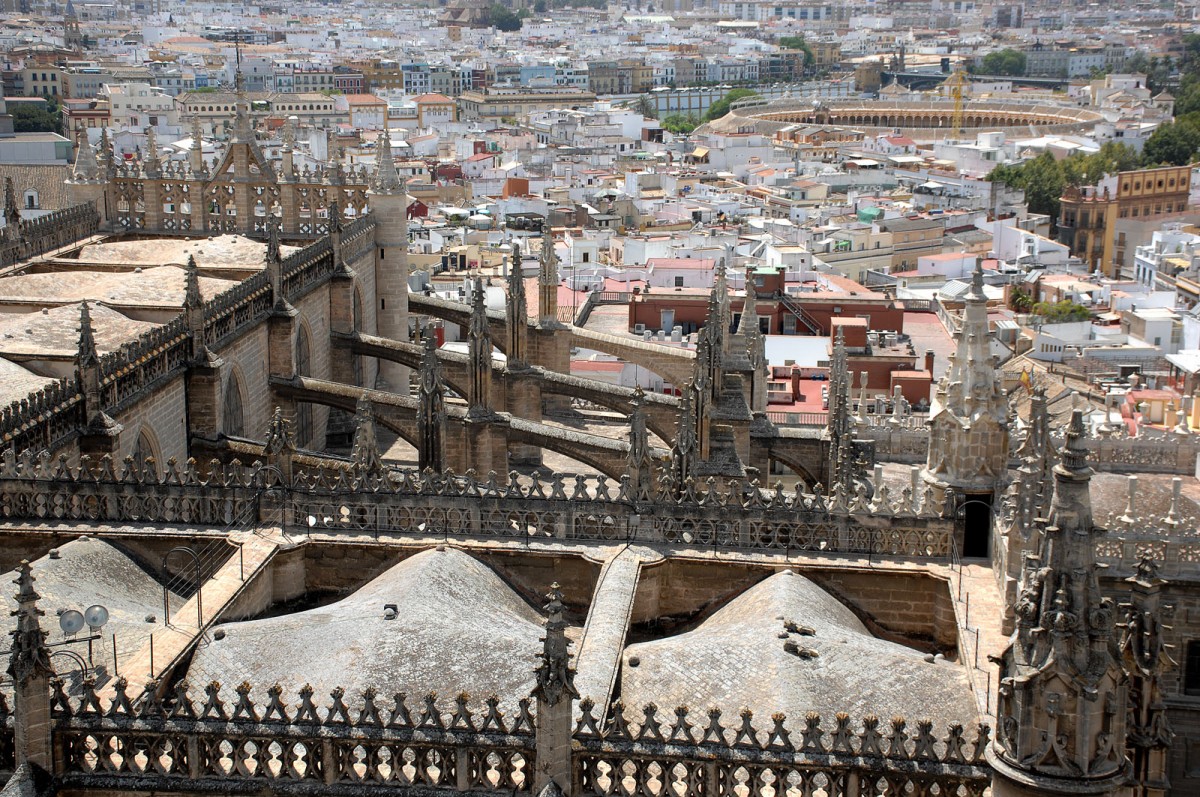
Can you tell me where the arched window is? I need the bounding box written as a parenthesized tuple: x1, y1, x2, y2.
(223, 372, 245, 437)
(131, 427, 159, 475)
(295, 329, 313, 447)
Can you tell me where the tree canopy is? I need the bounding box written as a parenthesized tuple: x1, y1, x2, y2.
(1142, 115, 1200, 167)
(986, 142, 1157, 221)
(703, 89, 758, 122)
(975, 49, 1026, 76)
(488, 4, 523, 31)
(11, 100, 60, 134)
(778, 36, 813, 66)
(660, 113, 699, 134)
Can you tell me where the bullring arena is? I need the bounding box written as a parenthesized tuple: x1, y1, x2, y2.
(701, 96, 1105, 142)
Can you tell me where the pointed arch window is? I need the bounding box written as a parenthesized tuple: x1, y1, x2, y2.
(295, 329, 313, 447)
(223, 373, 245, 437)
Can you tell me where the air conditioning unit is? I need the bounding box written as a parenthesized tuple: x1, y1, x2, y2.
(633, 323, 646, 334)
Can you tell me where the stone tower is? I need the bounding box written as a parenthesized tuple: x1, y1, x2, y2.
(63, 0, 83, 51)
(988, 410, 1129, 797)
(369, 127, 410, 390)
(922, 261, 1008, 555)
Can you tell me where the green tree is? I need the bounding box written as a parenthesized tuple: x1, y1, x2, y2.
(1031, 300, 1092, 323)
(1142, 120, 1200, 166)
(533, 0, 546, 11)
(703, 89, 758, 121)
(488, 4, 523, 30)
(988, 151, 1065, 219)
(979, 48, 1027, 76)
(778, 35, 813, 66)
(1009, 287, 1034, 313)
(10, 99, 60, 134)
(634, 94, 657, 119)
(660, 113, 697, 133)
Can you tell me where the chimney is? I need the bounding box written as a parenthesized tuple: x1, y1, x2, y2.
(924, 350, 935, 373)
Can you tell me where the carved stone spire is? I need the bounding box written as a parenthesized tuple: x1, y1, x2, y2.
(712, 259, 731, 355)
(71, 129, 100, 183)
(990, 410, 1130, 796)
(922, 258, 1008, 503)
(467, 279, 493, 419)
(532, 582, 577, 795)
(8, 561, 51, 687)
(826, 326, 856, 493)
(627, 387, 654, 499)
(350, 394, 383, 478)
(99, 127, 116, 180)
(4, 176, 20, 234)
(670, 380, 699, 488)
(532, 583, 577, 707)
(1119, 558, 1174, 797)
(184, 254, 203, 311)
(262, 406, 295, 482)
(9, 561, 53, 769)
(506, 242, 529, 370)
(538, 224, 561, 327)
(265, 222, 292, 314)
(189, 115, 207, 177)
(77, 299, 99, 371)
(233, 68, 253, 142)
(75, 301, 121, 448)
(372, 127, 402, 194)
(143, 126, 160, 177)
(279, 116, 295, 180)
(417, 332, 446, 473)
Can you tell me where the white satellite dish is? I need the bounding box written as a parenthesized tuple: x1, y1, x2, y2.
(59, 609, 85, 635)
(84, 605, 109, 630)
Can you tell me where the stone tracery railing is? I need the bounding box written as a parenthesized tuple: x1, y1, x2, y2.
(0, 451, 958, 560)
(40, 679, 991, 797)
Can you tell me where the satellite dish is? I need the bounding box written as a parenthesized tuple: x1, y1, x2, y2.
(84, 605, 109, 629)
(59, 609, 85, 635)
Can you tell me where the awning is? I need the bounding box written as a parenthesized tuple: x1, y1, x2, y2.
(690, 146, 710, 159)
(920, 180, 944, 189)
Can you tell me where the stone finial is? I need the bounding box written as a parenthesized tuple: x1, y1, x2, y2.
(328, 200, 343, 235)
(76, 300, 99, 371)
(1058, 408, 1090, 475)
(417, 331, 446, 473)
(372, 127, 402, 194)
(233, 69, 253, 142)
(8, 561, 51, 685)
(670, 380, 698, 489)
(467, 278, 493, 418)
(143, 126, 160, 175)
(263, 406, 294, 457)
(506, 241, 529, 369)
(4, 177, 20, 233)
(71, 129, 100, 182)
(184, 255, 203, 310)
(967, 258, 985, 301)
(627, 389, 654, 498)
(532, 583, 577, 708)
(266, 220, 282, 268)
(350, 394, 383, 478)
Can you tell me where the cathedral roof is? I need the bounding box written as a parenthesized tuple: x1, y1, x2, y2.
(0, 536, 180, 692)
(618, 570, 978, 726)
(184, 548, 555, 713)
(0, 265, 234, 311)
(0, 301, 156, 359)
(75, 234, 299, 270)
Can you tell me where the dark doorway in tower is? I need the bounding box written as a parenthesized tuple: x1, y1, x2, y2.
(960, 494, 993, 558)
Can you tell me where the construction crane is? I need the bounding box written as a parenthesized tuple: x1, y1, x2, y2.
(945, 66, 967, 141)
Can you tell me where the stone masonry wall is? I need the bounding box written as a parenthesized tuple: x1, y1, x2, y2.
(115, 376, 188, 466)
(215, 326, 271, 439)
